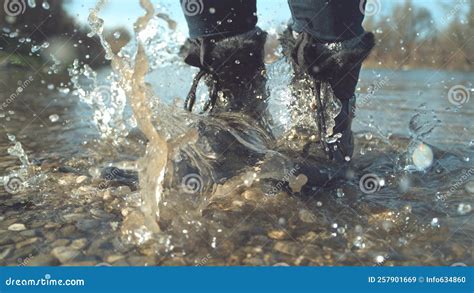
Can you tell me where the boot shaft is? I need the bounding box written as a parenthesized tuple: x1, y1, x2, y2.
(180, 28, 269, 118)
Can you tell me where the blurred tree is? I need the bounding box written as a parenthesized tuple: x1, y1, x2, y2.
(0, 0, 130, 69)
(364, 0, 473, 71)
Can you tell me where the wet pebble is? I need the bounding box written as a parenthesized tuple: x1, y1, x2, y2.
(76, 175, 89, 184)
(268, 230, 288, 240)
(242, 257, 264, 266)
(59, 225, 77, 237)
(106, 255, 124, 263)
(75, 219, 100, 232)
(90, 208, 109, 219)
(0, 246, 13, 260)
(0, 235, 13, 246)
(128, 256, 158, 266)
(273, 241, 300, 256)
(15, 237, 39, 249)
(298, 231, 318, 243)
(8, 223, 26, 231)
(51, 239, 70, 247)
(44, 222, 61, 229)
(27, 254, 58, 266)
(70, 238, 88, 250)
(242, 189, 262, 201)
(63, 213, 85, 223)
(51, 246, 80, 264)
(298, 209, 317, 223)
(58, 174, 76, 186)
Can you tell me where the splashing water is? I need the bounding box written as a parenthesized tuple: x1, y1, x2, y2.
(10, 0, 464, 266)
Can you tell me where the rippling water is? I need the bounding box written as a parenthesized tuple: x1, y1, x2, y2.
(0, 4, 473, 266)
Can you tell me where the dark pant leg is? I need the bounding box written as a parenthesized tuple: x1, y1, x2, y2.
(181, 0, 258, 38)
(288, 0, 366, 42)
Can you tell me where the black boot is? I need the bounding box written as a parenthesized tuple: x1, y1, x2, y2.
(180, 27, 272, 130)
(281, 29, 375, 163)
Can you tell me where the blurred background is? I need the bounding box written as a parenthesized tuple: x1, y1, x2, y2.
(1, 0, 473, 72)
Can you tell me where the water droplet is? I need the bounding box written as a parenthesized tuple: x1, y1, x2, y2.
(7, 133, 16, 142)
(278, 217, 286, 226)
(375, 255, 385, 263)
(42, 1, 50, 10)
(113, 31, 121, 39)
(412, 143, 433, 171)
(457, 203, 472, 215)
(336, 188, 345, 198)
(353, 236, 365, 249)
(431, 217, 439, 227)
(465, 181, 474, 194)
(49, 114, 59, 123)
(234, 60, 241, 65)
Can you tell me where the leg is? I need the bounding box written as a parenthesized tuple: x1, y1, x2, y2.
(182, 0, 257, 38)
(288, 0, 365, 42)
(284, 0, 374, 162)
(180, 0, 272, 130)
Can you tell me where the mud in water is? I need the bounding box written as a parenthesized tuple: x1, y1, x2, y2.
(0, 1, 473, 266)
